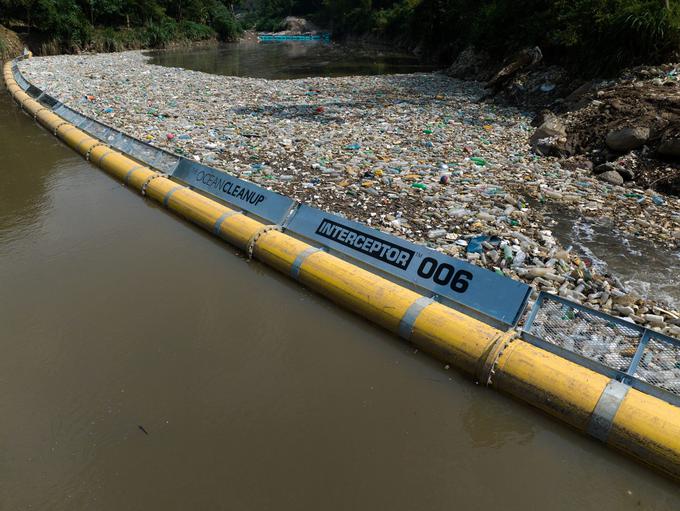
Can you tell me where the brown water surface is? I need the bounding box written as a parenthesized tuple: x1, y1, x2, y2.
(1, 85, 679, 509)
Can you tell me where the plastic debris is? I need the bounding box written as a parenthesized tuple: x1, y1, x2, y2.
(18, 51, 680, 336)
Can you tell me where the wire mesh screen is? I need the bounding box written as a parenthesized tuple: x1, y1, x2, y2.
(26, 84, 42, 98)
(51, 104, 179, 174)
(12, 66, 29, 90)
(38, 93, 60, 109)
(526, 295, 642, 372)
(634, 335, 680, 396)
(53, 104, 82, 125)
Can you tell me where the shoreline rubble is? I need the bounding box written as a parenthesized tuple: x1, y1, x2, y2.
(18, 51, 680, 339)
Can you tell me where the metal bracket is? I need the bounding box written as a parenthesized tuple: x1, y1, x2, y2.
(141, 173, 163, 196)
(587, 379, 630, 442)
(86, 143, 109, 162)
(247, 225, 282, 260)
(398, 296, 434, 340)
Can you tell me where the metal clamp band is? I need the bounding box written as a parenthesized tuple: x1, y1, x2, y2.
(124, 164, 144, 186)
(33, 107, 50, 120)
(247, 225, 282, 260)
(398, 296, 434, 340)
(53, 121, 72, 136)
(476, 330, 518, 386)
(97, 149, 115, 166)
(587, 379, 630, 442)
(86, 143, 109, 161)
(162, 185, 184, 207)
(141, 173, 163, 196)
(213, 210, 241, 235)
(76, 135, 96, 153)
(290, 247, 321, 280)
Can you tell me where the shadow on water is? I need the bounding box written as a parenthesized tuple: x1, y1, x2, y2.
(146, 40, 439, 80)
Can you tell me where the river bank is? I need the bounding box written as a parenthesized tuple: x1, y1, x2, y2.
(17, 51, 680, 335)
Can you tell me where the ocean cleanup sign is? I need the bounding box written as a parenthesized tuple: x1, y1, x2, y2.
(286, 205, 531, 326)
(172, 159, 295, 224)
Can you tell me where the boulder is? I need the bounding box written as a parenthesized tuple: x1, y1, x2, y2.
(530, 116, 566, 144)
(593, 162, 623, 175)
(486, 46, 543, 90)
(532, 137, 565, 157)
(597, 170, 624, 186)
(605, 127, 650, 152)
(617, 166, 635, 181)
(280, 17, 317, 33)
(529, 116, 568, 156)
(658, 135, 680, 158)
(446, 47, 493, 81)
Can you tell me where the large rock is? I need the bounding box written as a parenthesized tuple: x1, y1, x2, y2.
(486, 47, 543, 90)
(605, 127, 650, 152)
(658, 135, 680, 158)
(446, 47, 493, 81)
(593, 162, 622, 175)
(593, 162, 634, 181)
(597, 170, 624, 186)
(529, 115, 567, 156)
(530, 116, 566, 144)
(617, 166, 635, 181)
(280, 17, 317, 33)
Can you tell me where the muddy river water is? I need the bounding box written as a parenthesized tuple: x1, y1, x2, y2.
(2, 52, 679, 508)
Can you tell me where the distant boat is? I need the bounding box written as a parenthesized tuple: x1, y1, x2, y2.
(257, 32, 330, 42)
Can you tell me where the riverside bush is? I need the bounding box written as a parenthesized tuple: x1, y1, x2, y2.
(251, 0, 680, 74)
(0, 0, 240, 52)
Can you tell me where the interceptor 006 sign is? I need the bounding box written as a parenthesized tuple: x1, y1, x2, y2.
(172, 159, 295, 225)
(287, 205, 531, 326)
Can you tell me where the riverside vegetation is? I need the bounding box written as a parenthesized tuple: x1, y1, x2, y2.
(0, 0, 241, 54)
(2, 1, 680, 72)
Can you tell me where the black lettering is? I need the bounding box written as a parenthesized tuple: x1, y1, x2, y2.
(451, 270, 473, 293)
(314, 218, 414, 270)
(417, 257, 437, 279)
(433, 263, 454, 285)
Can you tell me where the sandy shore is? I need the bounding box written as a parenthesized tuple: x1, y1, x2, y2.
(18, 51, 680, 336)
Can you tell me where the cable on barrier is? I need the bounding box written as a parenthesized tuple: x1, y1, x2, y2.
(141, 173, 163, 197)
(247, 225, 282, 260)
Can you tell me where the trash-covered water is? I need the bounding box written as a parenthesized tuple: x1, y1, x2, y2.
(20, 46, 680, 337)
(147, 40, 438, 79)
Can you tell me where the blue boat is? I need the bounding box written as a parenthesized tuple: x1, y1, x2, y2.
(258, 32, 330, 42)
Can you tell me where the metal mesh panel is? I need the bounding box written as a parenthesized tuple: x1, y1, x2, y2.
(634, 335, 680, 396)
(53, 105, 82, 124)
(38, 94, 60, 109)
(123, 138, 179, 174)
(78, 118, 96, 132)
(12, 64, 180, 174)
(527, 295, 641, 372)
(26, 84, 42, 98)
(13, 67, 29, 90)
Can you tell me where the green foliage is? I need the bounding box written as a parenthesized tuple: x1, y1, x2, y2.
(0, 0, 240, 52)
(144, 17, 178, 47)
(254, 0, 680, 74)
(209, 1, 242, 40)
(2, 0, 679, 73)
(178, 19, 216, 40)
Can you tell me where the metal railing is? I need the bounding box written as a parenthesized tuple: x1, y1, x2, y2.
(523, 292, 680, 407)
